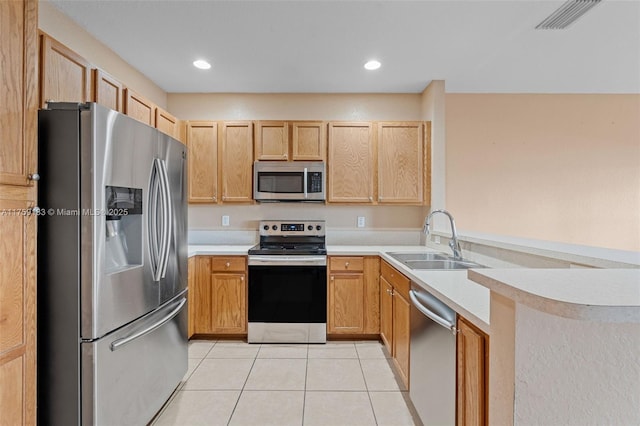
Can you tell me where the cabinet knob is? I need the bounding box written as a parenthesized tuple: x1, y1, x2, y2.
(28, 173, 40, 181)
(241, 276, 244, 281)
(369, 196, 373, 202)
(345, 261, 350, 268)
(225, 262, 231, 268)
(331, 276, 334, 281)
(213, 196, 217, 201)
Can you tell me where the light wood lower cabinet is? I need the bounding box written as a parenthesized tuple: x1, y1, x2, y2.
(187, 256, 196, 338)
(327, 256, 380, 335)
(457, 316, 489, 426)
(192, 256, 247, 335)
(0, 196, 37, 425)
(379, 260, 411, 388)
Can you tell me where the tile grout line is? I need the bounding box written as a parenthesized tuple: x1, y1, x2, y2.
(356, 343, 381, 426)
(226, 343, 261, 426)
(302, 344, 310, 426)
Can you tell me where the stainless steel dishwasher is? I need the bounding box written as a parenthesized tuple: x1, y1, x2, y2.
(409, 283, 457, 425)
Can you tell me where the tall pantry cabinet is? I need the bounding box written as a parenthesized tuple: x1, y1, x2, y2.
(0, 0, 39, 424)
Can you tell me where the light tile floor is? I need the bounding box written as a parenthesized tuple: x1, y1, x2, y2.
(152, 340, 419, 426)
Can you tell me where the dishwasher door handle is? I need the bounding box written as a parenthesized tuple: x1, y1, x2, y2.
(409, 290, 457, 334)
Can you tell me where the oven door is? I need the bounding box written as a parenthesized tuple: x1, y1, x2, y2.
(248, 256, 327, 343)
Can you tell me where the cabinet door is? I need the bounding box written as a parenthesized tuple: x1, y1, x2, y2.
(379, 277, 393, 355)
(457, 317, 488, 426)
(210, 273, 246, 333)
(255, 121, 288, 160)
(193, 257, 213, 334)
(327, 122, 374, 203)
(124, 88, 155, 127)
(378, 122, 425, 204)
(156, 107, 180, 140)
(187, 121, 217, 203)
(93, 68, 123, 112)
(363, 257, 380, 334)
(328, 273, 364, 334)
(220, 121, 253, 203)
(292, 122, 326, 161)
(393, 291, 411, 389)
(0, 198, 36, 425)
(0, 0, 38, 187)
(40, 34, 91, 108)
(187, 257, 195, 338)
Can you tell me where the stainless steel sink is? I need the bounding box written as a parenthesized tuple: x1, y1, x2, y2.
(387, 252, 485, 270)
(387, 252, 450, 262)
(403, 259, 484, 270)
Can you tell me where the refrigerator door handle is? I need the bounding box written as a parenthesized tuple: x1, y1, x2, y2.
(149, 160, 162, 281)
(109, 297, 186, 351)
(156, 159, 172, 279)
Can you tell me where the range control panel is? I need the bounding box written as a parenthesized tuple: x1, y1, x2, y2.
(258, 220, 325, 237)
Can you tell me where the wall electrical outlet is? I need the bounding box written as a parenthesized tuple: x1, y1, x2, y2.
(357, 216, 365, 228)
(222, 215, 230, 226)
(434, 235, 440, 244)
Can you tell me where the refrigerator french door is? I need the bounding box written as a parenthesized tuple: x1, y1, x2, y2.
(37, 102, 187, 426)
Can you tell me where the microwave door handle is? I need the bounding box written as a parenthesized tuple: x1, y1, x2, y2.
(303, 167, 308, 199)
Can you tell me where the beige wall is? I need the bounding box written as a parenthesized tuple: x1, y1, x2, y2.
(38, 1, 167, 108)
(167, 93, 422, 121)
(170, 92, 426, 231)
(420, 80, 445, 228)
(446, 94, 640, 251)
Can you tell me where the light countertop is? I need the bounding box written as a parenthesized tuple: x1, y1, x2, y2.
(189, 244, 491, 333)
(468, 268, 640, 323)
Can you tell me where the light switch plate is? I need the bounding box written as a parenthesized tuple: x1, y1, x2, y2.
(222, 215, 230, 226)
(357, 216, 365, 228)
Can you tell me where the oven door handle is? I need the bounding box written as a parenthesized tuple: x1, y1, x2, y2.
(248, 256, 327, 266)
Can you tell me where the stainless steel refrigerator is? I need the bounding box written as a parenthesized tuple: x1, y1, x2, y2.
(37, 102, 188, 425)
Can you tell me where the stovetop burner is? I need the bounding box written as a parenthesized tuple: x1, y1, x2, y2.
(249, 220, 326, 256)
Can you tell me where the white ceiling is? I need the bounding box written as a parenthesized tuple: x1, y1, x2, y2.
(48, 0, 640, 94)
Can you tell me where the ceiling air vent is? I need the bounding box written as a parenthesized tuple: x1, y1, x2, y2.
(535, 0, 601, 30)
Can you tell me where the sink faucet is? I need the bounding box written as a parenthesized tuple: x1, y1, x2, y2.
(423, 209, 462, 259)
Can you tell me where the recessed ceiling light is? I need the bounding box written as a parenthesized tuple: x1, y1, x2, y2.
(193, 59, 211, 70)
(364, 60, 381, 71)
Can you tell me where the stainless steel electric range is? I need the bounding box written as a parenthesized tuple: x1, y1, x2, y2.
(247, 220, 327, 343)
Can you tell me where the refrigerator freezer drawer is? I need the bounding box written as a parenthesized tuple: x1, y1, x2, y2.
(81, 295, 187, 426)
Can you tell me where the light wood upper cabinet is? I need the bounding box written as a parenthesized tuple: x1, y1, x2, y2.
(0, 0, 38, 187)
(327, 256, 380, 335)
(292, 121, 326, 161)
(187, 121, 218, 203)
(255, 121, 289, 160)
(93, 68, 123, 113)
(40, 33, 92, 108)
(457, 316, 488, 426)
(0, 197, 37, 425)
(220, 121, 253, 203)
(192, 256, 247, 335)
(124, 88, 156, 127)
(156, 107, 181, 141)
(327, 122, 374, 203)
(377, 122, 425, 204)
(255, 121, 326, 161)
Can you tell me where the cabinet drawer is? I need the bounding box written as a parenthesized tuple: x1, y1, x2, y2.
(329, 256, 364, 272)
(210, 256, 246, 272)
(381, 261, 410, 299)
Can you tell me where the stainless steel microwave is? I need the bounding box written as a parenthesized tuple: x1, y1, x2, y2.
(253, 161, 325, 202)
